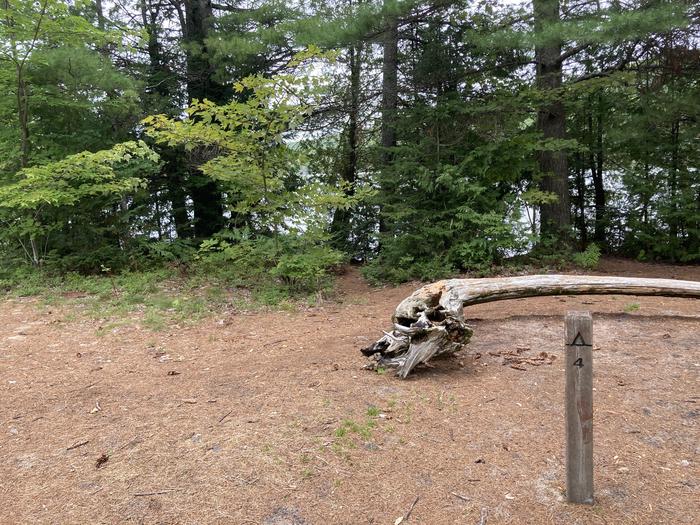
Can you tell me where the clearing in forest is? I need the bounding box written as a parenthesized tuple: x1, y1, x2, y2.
(1, 259, 698, 524)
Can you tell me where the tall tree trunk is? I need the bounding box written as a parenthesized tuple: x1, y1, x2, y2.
(17, 69, 40, 264)
(141, 0, 164, 94)
(534, 0, 570, 245)
(378, 1, 399, 239)
(6, 0, 40, 263)
(574, 153, 587, 247)
(591, 93, 606, 247)
(183, 0, 229, 104)
(642, 161, 650, 225)
(331, 44, 361, 249)
(15, 65, 29, 170)
(182, 0, 225, 238)
(668, 119, 680, 243)
(95, 0, 105, 30)
(141, 0, 192, 238)
(169, 190, 191, 239)
(693, 187, 700, 255)
(381, 5, 398, 167)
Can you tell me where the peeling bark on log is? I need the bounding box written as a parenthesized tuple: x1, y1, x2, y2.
(362, 275, 700, 378)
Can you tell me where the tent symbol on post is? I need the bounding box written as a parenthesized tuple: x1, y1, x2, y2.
(569, 332, 590, 346)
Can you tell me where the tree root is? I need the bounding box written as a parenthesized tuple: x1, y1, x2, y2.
(362, 275, 700, 378)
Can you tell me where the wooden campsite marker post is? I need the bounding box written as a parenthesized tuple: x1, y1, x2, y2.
(565, 311, 594, 504)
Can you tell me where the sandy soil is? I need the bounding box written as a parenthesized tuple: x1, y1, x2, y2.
(1, 259, 698, 524)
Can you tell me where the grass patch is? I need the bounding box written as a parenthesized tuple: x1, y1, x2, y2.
(624, 302, 640, 313)
(331, 409, 386, 458)
(366, 406, 380, 418)
(0, 264, 339, 332)
(334, 418, 376, 441)
(142, 309, 167, 331)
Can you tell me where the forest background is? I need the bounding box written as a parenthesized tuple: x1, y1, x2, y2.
(0, 0, 697, 306)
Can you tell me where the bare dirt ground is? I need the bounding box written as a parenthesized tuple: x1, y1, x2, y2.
(1, 259, 698, 524)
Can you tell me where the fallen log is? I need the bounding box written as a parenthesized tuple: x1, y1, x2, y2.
(361, 275, 700, 378)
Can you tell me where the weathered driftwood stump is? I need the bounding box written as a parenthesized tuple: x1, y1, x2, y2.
(361, 275, 700, 378)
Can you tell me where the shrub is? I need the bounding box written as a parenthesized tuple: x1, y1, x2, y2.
(197, 231, 345, 295)
(573, 244, 601, 269)
(273, 247, 344, 292)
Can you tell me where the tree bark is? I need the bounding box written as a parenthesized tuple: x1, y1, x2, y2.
(331, 44, 361, 250)
(95, 0, 105, 30)
(573, 152, 587, 247)
(362, 275, 700, 378)
(183, 0, 230, 104)
(182, 0, 225, 238)
(591, 94, 606, 246)
(16, 64, 29, 169)
(381, 4, 398, 166)
(140, 0, 191, 239)
(5, 0, 49, 264)
(166, 170, 192, 239)
(141, 0, 171, 98)
(668, 118, 680, 242)
(377, 1, 399, 240)
(534, 0, 570, 244)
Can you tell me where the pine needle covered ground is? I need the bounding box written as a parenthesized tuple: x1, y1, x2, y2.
(1, 259, 698, 524)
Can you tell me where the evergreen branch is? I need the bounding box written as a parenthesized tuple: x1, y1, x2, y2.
(211, 4, 250, 13)
(558, 42, 591, 64)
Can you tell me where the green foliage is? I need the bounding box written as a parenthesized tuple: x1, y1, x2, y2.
(144, 51, 353, 236)
(197, 230, 344, 295)
(0, 0, 137, 172)
(273, 248, 344, 293)
(623, 302, 640, 313)
(0, 141, 157, 209)
(1, 0, 698, 294)
(366, 406, 380, 417)
(367, 93, 531, 283)
(525, 233, 574, 269)
(138, 240, 198, 266)
(0, 141, 160, 269)
(334, 418, 376, 441)
(479, 1, 689, 53)
(573, 244, 601, 269)
(26, 46, 142, 162)
(614, 74, 700, 262)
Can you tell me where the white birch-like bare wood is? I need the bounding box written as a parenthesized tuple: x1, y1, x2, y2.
(362, 275, 700, 378)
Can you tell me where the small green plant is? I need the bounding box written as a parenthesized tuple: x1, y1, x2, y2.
(273, 247, 344, 293)
(366, 406, 380, 417)
(336, 419, 375, 440)
(573, 244, 601, 269)
(197, 232, 344, 299)
(528, 235, 573, 269)
(332, 416, 379, 455)
(100, 265, 118, 294)
(143, 309, 166, 331)
(624, 302, 640, 313)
